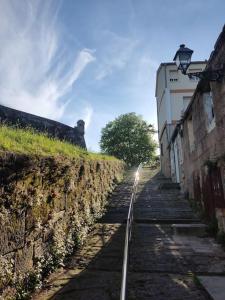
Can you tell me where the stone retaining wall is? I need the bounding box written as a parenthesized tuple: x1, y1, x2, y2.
(0, 104, 86, 149)
(0, 152, 124, 299)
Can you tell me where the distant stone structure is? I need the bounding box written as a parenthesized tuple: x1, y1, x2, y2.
(0, 104, 86, 149)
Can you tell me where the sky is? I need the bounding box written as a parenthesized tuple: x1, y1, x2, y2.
(0, 0, 225, 151)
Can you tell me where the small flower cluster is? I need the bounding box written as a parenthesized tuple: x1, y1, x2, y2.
(0, 255, 14, 289)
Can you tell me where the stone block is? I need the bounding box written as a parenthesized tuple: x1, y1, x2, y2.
(0, 212, 25, 255)
(25, 202, 49, 231)
(15, 243, 34, 274)
(158, 182, 180, 190)
(172, 223, 207, 237)
(33, 238, 47, 260)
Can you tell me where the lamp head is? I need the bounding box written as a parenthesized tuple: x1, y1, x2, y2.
(173, 44, 193, 74)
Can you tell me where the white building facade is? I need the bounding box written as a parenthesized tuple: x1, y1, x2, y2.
(155, 61, 207, 179)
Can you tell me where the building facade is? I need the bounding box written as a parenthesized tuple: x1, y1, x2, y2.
(155, 61, 207, 177)
(170, 25, 225, 232)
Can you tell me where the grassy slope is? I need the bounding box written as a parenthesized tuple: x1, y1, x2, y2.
(0, 125, 116, 161)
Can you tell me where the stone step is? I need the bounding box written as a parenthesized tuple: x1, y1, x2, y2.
(172, 223, 207, 237)
(158, 182, 180, 190)
(135, 219, 201, 224)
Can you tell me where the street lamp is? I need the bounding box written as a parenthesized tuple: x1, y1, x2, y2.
(173, 44, 224, 82)
(173, 44, 193, 74)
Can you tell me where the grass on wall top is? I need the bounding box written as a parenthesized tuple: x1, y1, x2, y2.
(0, 125, 117, 161)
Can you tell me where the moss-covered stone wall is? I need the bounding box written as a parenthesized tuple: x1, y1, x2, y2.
(0, 152, 124, 299)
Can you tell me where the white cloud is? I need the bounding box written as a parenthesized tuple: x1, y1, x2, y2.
(0, 0, 95, 120)
(82, 105, 93, 129)
(95, 30, 138, 80)
(64, 101, 93, 129)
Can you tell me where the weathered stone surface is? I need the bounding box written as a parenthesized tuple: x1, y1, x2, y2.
(0, 152, 124, 297)
(15, 243, 34, 274)
(33, 238, 46, 260)
(0, 211, 25, 255)
(0, 252, 15, 291)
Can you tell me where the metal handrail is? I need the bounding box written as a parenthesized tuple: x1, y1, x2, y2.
(120, 164, 142, 300)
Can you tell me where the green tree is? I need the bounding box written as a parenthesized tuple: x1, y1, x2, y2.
(100, 113, 157, 166)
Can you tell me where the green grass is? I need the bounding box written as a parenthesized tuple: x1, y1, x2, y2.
(0, 125, 117, 161)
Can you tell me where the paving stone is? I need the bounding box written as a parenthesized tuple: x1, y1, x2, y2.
(127, 273, 210, 300)
(172, 223, 207, 236)
(198, 276, 225, 300)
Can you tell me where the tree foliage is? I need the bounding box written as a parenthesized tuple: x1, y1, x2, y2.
(100, 113, 157, 166)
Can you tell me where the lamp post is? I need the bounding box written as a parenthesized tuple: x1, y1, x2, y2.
(173, 44, 224, 82)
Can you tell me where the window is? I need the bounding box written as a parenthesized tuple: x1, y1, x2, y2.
(203, 92, 215, 132)
(161, 143, 163, 156)
(169, 70, 178, 82)
(187, 116, 195, 152)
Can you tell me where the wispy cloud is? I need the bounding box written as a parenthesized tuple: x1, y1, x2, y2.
(95, 30, 138, 80)
(0, 0, 95, 120)
(82, 105, 93, 129)
(63, 101, 93, 129)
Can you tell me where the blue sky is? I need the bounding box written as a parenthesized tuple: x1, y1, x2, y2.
(0, 0, 225, 151)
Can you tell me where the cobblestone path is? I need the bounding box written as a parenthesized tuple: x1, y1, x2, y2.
(33, 167, 225, 300)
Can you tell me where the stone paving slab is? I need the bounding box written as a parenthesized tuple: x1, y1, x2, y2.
(129, 168, 225, 299)
(172, 223, 207, 236)
(33, 223, 124, 299)
(130, 224, 193, 274)
(134, 170, 199, 221)
(130, 224, 225, 275)
(38, 270, 121, 300)
(100, 169, 135, 223)
(51, 271, 121, 300)
(127, 273, 211, 300)
(198, 276, 225, 300)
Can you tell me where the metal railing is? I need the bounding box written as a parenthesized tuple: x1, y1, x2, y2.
(120, 164, 142, 300)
